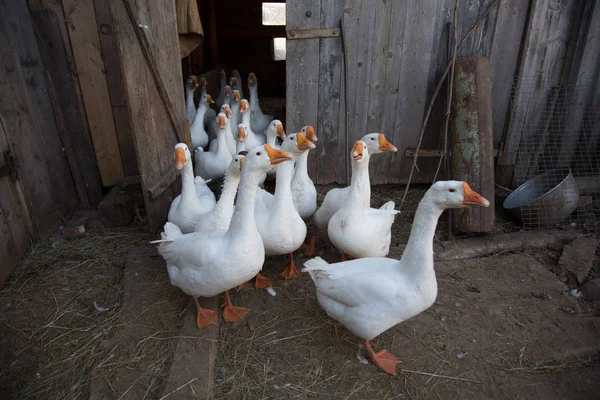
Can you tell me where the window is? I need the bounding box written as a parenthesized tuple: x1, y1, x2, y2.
(272, 37, 286, 61)
(262, 3, 286, 26)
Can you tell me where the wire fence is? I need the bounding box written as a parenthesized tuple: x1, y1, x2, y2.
(505, 78, 600, 233)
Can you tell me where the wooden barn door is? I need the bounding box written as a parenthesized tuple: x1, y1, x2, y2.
(104, 0, 188, 231)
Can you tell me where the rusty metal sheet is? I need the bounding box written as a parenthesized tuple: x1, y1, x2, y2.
(287, 28, 340, 40)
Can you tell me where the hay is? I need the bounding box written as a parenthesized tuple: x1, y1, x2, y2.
(0, 230, 156, 399)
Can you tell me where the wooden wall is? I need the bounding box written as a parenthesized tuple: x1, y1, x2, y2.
(288, 0, 600, 186)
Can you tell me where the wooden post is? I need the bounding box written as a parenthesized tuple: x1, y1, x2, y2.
(450, 57, 495, 233)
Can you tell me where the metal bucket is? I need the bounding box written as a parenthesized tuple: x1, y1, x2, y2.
(503, 167, 580, 227)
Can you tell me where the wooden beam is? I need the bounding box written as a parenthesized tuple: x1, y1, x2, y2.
(63, 0, 125, 186)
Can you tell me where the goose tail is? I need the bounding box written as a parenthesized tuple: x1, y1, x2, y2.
(302, 256, 330, 281)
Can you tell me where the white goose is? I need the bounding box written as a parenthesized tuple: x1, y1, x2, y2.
(306, 133, 397, 256)
(155, 144, 293, 328)
(190, 94, 214, 150)
(237, 125, 267, 187)
(229, 90, 242, 138)
(291, 125, 318, 221)
(304, 181, 490, 374)
(167, 143, 216, 233)
(247, 73, 272, 134)
(194, 113, 233, 180)
(193, 154, 243, 237)
(230, 69, 244, 99)
(254, 132, 316, 286)
(215, 69, 227, 110)
(209, 104, 236, 156)
(185, 75, 199, 126)
(328, 141, 399, 260)
(199, 77, 217, 126)
(239, 99, 265, 150)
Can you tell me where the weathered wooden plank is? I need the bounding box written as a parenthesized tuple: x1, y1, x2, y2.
(0, 120, 32, 286)
(28, 2, 103, 207)
(93, 0, 139, 179)
(343, 0, 376, 147)
(108, 0, 186, 231)
(559, 0, 600, 168)
(63, 0, 124, 186)
(498, 0, 577, 181)
(388, 1, 440, 183)
(457, 0, 499, 59)
(0, 0, 78, 238)
(286, 0, 321, 179)
(489, 0, 531, 145)
(315, 0, 345, 184)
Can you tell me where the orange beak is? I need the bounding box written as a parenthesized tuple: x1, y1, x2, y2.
(233, 91, 240, 101)
(462, 182, 490, 207)
(206, 95, 215, 104)
(240, 100, 248, 111)
(223, 106, 232, 118)
(248, 73, 256, 85)
(351, 141, 364, 161)
(231, 78, 238, 88)
(175, 147, 186, 170)
(305, 125, 317, 142)
(237, 126, 246, 141)
(276, 123, 285, 138)
(191, 76, 198, 86)
(218, 115, 226, 129)
(239, 157, 244, 171)
(225, 87, 231, 96)
(378, 134, 397, 152)
(297, 133, 316, 151)
(265, 144, 292, 165)
(200, 77, 207, 88)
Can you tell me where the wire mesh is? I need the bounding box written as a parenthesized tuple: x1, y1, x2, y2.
(506, 77, 600, 233)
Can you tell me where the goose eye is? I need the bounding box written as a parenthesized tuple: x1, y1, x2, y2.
(371, 138, 375, 140)
(256, 151, 261, 156)
(449, 188, 456, 193)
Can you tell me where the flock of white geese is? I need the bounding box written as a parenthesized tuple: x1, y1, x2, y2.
(153, 70, 490, 375)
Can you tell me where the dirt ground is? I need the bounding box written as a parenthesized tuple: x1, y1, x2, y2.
(0, 186, 599, 399)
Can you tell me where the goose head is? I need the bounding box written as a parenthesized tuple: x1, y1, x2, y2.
(361, 133, 397, 154)
(281, 132, 315, 155)
(266, 120, 286, 139)
(248, 72, 257, 88)
(428, 181, 490, 209)
(186, 75, 198, 89)
(244, 144, 293, 172)
(232, 90, 241, 103)
(239, 99, 249, 112)
(216, 113, 227, 129)
(174, 143, 192, 170)
(237, 124, 247, 143)
(224, 85, 232, 98)
(301, 125, 318, 142)
(220, 104, 232, 118)
(219, 69, 226, 80)
(201, 94, 215, 105)
(199, 77, 207, 89)
(351, 140, 370, 163)
(230, 77, 239, 91)
(229, 153, 245, 175)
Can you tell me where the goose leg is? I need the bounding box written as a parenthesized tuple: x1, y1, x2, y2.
(254, 272, 272, 288)
(221, 291, 249, 323)
(281, 253, 301, 279)
(235, 282, 252, 291)
(193, 296, 218, 329)
(341, 252, 354, 262)
(362, 339, 399, 375)
(301, 228, 317, 257)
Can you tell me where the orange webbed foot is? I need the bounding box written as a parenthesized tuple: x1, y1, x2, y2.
(362, 340, 399, 375)
(221, 291, 249, 323)
(193, 297, 218, 329)
(255, 272, 272, 288)
(281, 253, 301, 279)
(235, 282, 252, 291)
(302, 231, 317, 257)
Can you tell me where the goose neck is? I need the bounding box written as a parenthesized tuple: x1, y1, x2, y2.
(273, 160, 294, 201)
(228, 169, 261, 233)
(350, 158, 371, 207)
(400, 193, 443, 276)
(180, 161, 196, 202)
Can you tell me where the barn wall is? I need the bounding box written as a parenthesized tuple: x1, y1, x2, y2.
(289, 0, 599, 186)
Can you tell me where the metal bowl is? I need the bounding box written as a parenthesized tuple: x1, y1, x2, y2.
(503, 167, 580, 227)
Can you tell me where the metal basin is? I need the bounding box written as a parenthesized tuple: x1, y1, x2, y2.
(503, 167, 580, 227)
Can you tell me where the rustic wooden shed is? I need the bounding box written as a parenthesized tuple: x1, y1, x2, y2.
(1, 0, 599, 283)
